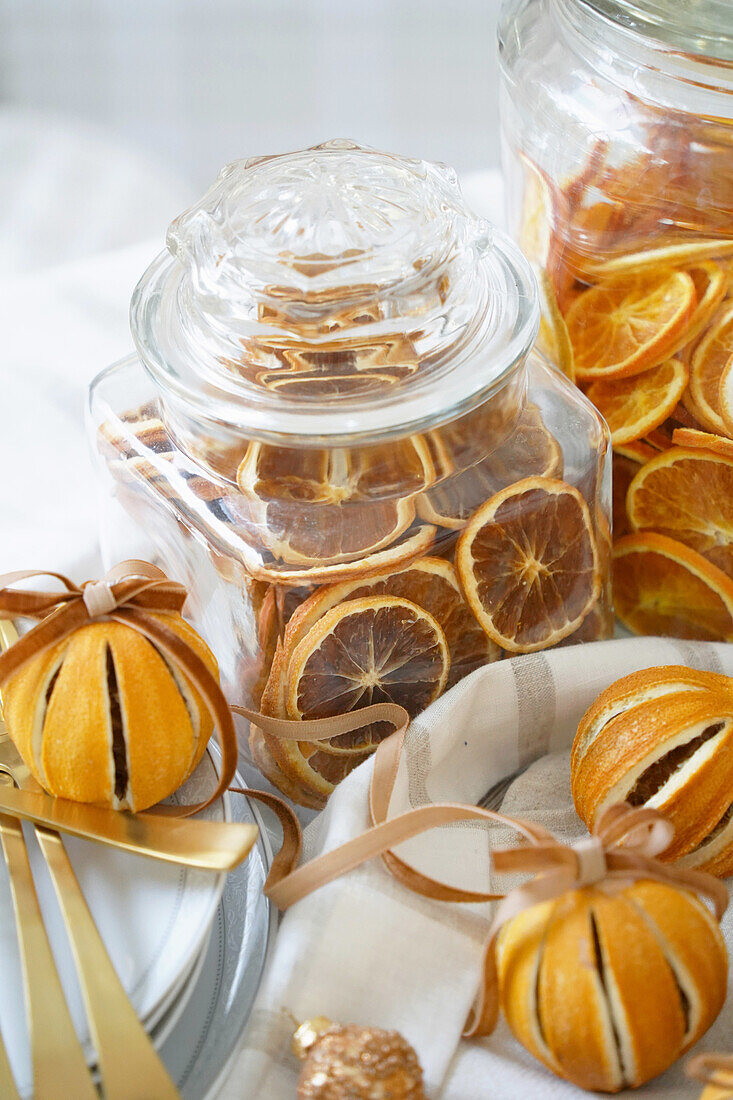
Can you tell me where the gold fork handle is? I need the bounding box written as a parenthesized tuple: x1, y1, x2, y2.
(0, 1021, 21, 1100)
(0, 814, 97, 1100)
(36, 826, 181, 1100)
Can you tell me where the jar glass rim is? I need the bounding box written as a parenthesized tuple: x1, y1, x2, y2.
(575, 0, 733, 63)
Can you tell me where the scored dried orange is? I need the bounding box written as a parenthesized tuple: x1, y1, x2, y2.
(626, 448, 733, 577)
(566, 269, 696, 381)
(456, 476, 600, 653)
(672, 427, 733, 460)
(688, 301, 733, 435)
(585, 358, 688, 445)
(417, 403, 562, 530)
(267, 596, 450, 800)
(613, 532, 733, 641)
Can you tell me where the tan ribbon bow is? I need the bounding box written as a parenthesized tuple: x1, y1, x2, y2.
(0, 561, 238, 816)
(259, 721, 729, 1039)
(687, 1053, 733, 1098)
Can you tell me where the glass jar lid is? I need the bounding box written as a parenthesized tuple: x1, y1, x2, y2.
(130, 140, 538, 445)
(579, 0, 733, 62)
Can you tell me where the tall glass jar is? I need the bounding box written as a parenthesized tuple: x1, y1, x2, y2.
(89, 141, 611, 807)
(500, 0, 733, 642)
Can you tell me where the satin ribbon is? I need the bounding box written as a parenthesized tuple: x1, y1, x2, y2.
(0, 561, 240, 817)
(688, 1053, 733, 1097)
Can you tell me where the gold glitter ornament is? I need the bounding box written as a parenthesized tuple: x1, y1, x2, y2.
(294, 1017, 426, 1100)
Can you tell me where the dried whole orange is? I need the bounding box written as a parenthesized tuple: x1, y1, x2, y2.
(267, 596, 449, 800)
(417, 404, 562, 530)
(566, 269, 696, 381)
(688, 301, 733, 435)
(572, 665, 733, 873)
(613, 532, 733, 641)
(627, 449, 733, 577)
(586, 359, 688, 446)
(456, 477, 600, 653)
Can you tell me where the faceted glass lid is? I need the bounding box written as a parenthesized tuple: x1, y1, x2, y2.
(580, 0, 733, 62)
(131, 140, 538, 443)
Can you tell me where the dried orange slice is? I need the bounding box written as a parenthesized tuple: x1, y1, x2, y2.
(270, 596, 450, 799)
(613, 440, 659, 463)
(417, 403, 562, 530)
(688, 301, 733, 435)
(278, 557, 500, 696)
(585, 359, 688, 445)
(247, 520, 437, 586)
(536, 269, 575, 381)
(672, 428, 733, 460)
(627, 448, 733, 576)
(236, 438, 435, 567)
(581, 238, 733, 279)
(567, 270, 696, 381)
(456, 477, 600, 653)
(613, 532, 733, 641)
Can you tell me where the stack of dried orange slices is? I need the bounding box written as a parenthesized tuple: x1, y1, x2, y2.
(102, 390, 606, 808)
(518, 143, 733, 642)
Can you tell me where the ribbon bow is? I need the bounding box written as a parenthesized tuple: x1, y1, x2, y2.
(0, 561, 238, 816)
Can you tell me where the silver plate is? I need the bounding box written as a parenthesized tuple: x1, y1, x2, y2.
(155, 791, 275, 1099)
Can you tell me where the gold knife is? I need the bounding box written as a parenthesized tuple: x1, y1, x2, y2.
(0, 782, 258, 871)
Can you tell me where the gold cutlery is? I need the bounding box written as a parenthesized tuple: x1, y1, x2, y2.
(0, 803, 98, 1099)
(37, 820, 181, 1099)
(0, 620, 258, 871)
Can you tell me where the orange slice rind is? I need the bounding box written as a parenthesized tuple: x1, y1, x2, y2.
(689, 301, 733, 435)
(671, 428, 733, 460)
(581, 238, 733, 279)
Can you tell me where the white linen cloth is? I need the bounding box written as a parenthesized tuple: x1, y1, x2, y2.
(228, 638, 733, 1099)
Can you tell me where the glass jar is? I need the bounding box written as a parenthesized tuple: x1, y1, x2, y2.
(500, 0, 733, 642)
(88, 141, 611, 807)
